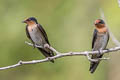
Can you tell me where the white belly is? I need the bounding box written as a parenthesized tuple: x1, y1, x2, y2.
(93, 32, 109, 50)
(29, 26, 46, 46)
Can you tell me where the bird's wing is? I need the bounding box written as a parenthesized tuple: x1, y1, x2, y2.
(92, 29, 98, 49)
(106, 31, 109, 47)
(37, 24, 54, 63)
(26, 26, 31, 39)
(90, 29, 99, 73)
(26, 26, 34, 44)
(37, 24, 50, 45)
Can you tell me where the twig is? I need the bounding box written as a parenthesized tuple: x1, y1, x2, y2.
(100, 9, 120, 46)
(25, 41, 60, 55)
(25, 41, 43, 48)
(0, 41, 120, 70)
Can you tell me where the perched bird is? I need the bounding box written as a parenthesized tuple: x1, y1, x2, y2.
(89, 19, 109, 73)
(23, 17, 54, 63)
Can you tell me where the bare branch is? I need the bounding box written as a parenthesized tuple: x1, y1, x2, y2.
(0, 41, 120, 70)
(100, 9, 120, 46)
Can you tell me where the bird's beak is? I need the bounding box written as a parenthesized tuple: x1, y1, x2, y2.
(22, 20, 27, 23)
(95, 23, 99, 25)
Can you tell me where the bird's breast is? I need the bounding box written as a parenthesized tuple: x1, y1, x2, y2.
(96, 27, 107, 33)
(28, 26, 46, 46)
(93, 32, 109, 50)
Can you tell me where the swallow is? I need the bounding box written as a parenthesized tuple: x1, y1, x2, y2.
(23, 17, 54, 63)
(89, 19, 109, 73)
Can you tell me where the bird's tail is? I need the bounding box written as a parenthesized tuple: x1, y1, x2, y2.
(37, 48, 54, 63)
(89, 61, 100, 73)
(89, 54, 103, 73)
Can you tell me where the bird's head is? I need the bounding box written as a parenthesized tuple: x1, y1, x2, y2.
(94, 19, 105, 28)
(23, 17, 38, 25)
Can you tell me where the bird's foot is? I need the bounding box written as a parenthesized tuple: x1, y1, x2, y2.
(44, 44, 50, 48)
(98, 50, 103, 55)
(33, 44, 36, 49)
(47, 57, 52, 61)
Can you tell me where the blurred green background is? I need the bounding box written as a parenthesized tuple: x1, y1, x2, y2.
(0, 0, 120, 80)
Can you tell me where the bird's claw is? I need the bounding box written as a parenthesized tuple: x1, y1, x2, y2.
(47, 57, 52, 61)
(98, 50, 103, 55)
(33, 44, 36, 49)
(44, 44, 50, 48)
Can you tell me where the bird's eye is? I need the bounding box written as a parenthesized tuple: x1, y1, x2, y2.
(99, 20, 105, 24)
(26, 19, 30, 21)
